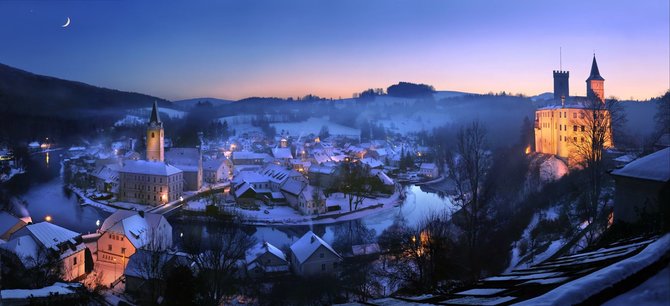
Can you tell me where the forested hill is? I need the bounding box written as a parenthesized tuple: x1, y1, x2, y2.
(0, 63, 170, 116)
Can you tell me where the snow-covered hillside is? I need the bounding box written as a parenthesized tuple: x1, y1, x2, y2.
(271, 117, 360, 138)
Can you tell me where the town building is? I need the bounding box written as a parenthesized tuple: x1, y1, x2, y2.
(419, 163, 439, 178)
(203, 157, 229, 183)
(165, 147, 202, 191)
(289, 231, 342, 276)
(534, 55, 613, 164)
(610, 148, 670, 224)
(1, 222, 87, 281)
(97, 210, 173, 269)
(117, 102, 187, 205)
(117, 160, 184, 205)
(245, 241, 289, 277)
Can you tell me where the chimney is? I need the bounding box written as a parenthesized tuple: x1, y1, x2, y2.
(138, 210, 145, 218)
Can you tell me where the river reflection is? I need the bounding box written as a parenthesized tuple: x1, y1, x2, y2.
(2, 151, 109, 234)
(172, 184, 454, 251)
(4, 151, 453, 249)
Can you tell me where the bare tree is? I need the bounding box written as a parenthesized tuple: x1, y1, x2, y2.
(446, 120, 491, 280)
(569, 98, 626, 235)
(182, 222, 255, 306)
(133, 229, 172, 305)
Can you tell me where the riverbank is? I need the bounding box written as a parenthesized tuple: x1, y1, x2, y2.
(179, 189, 404, 226)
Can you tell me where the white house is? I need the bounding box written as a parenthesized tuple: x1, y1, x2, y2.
(1, 222, 86, 281)
(419, 163, 439, 178)
(203, 158, 228, 183)
(245, 241, 289, 277)
(289, 231, 342, 276)
(97, 210, 172, 270)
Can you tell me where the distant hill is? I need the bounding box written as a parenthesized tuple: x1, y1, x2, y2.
(531, 92, 554, 102)
(173, 97, 234, 109)
(0, 63, 170, 117)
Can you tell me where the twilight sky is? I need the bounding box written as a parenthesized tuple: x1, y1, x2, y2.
(0, 0, 668, 101)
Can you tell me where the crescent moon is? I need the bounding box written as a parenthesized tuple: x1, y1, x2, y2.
(62, 17, 71, 28)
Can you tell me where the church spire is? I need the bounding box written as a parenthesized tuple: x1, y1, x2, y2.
(149, 101, 161, 125)
(587, 54, 604, 81)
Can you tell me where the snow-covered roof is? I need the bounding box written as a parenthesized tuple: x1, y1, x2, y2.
(14, 222, 80, 251)
(91, 163, 120, 182)
(100, 210, 169, 249)
(119, 160, 183, 176)
(232, 151, 271, 161)
(203, 158, 226, 171)
(361, 157, 383, 168)
(280, 179, 305, 196)
(259, 164, 291, 184)
(371, 169, 394, 185)
(165, 147, 200, 171)
(611, 148, 670, 182)
(420, 163, 438, 170)
(272, 147, 293, 159)
(289, 231, 341, 264)
(300, 185, 324, 202)
(0, 235, 39, 267)
(308, 165, 336, 174)
(246, 241, 287, 263)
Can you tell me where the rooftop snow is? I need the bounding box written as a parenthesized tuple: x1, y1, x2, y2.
(290, 231, 340, 264)
(18, 222, 80, 250)
(119, 160, 183, 176)
(611, 148, 670, 182)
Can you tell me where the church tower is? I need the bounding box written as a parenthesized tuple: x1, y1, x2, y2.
(146, 101, 164, 162)
(586, 55, 605, 102)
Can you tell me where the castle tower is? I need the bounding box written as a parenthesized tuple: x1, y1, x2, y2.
(586, 55, 605, 102)
(146, 101, 164, 162)
(553, 70, 569, 100)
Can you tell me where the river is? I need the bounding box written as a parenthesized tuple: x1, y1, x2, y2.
(2, 151, 454, 250)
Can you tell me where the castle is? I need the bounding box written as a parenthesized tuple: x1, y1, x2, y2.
(534, 55, 612, 165)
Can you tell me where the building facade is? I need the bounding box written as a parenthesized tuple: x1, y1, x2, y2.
(535, 55, 612, 164)
(118, 160, 183, 205)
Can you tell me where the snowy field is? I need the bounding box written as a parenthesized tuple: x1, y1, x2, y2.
(376, 111, 452, 134)
(271, 117, 360, 138)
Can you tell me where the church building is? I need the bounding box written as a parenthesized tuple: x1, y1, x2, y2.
(534, 55, 613, 165)
(117, 102, 185, 205)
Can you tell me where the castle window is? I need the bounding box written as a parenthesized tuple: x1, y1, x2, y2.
(581, 126, 585, 132)
(581, 137, 585, 143)
(564, 112, 567, 117)
(573, 125, 577, 132)
(152, 132, 155, 138)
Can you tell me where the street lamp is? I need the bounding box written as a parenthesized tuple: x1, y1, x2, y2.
(45, 215, 52, 222)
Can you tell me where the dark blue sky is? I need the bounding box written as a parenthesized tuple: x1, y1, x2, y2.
(1, 0, 668, 100)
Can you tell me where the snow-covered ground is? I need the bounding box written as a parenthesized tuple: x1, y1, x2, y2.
(71, 186, 117, 213)
(114, 115, 144, 127)
(271, 117, 360, 138)
(234, 190, 402, 225)
(0, 166, 25, 183)
(506, 207, 565, 272)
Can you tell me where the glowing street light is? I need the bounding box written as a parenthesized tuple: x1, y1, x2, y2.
(45, 215, 52, 222)
(96, 219, 100, 227)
